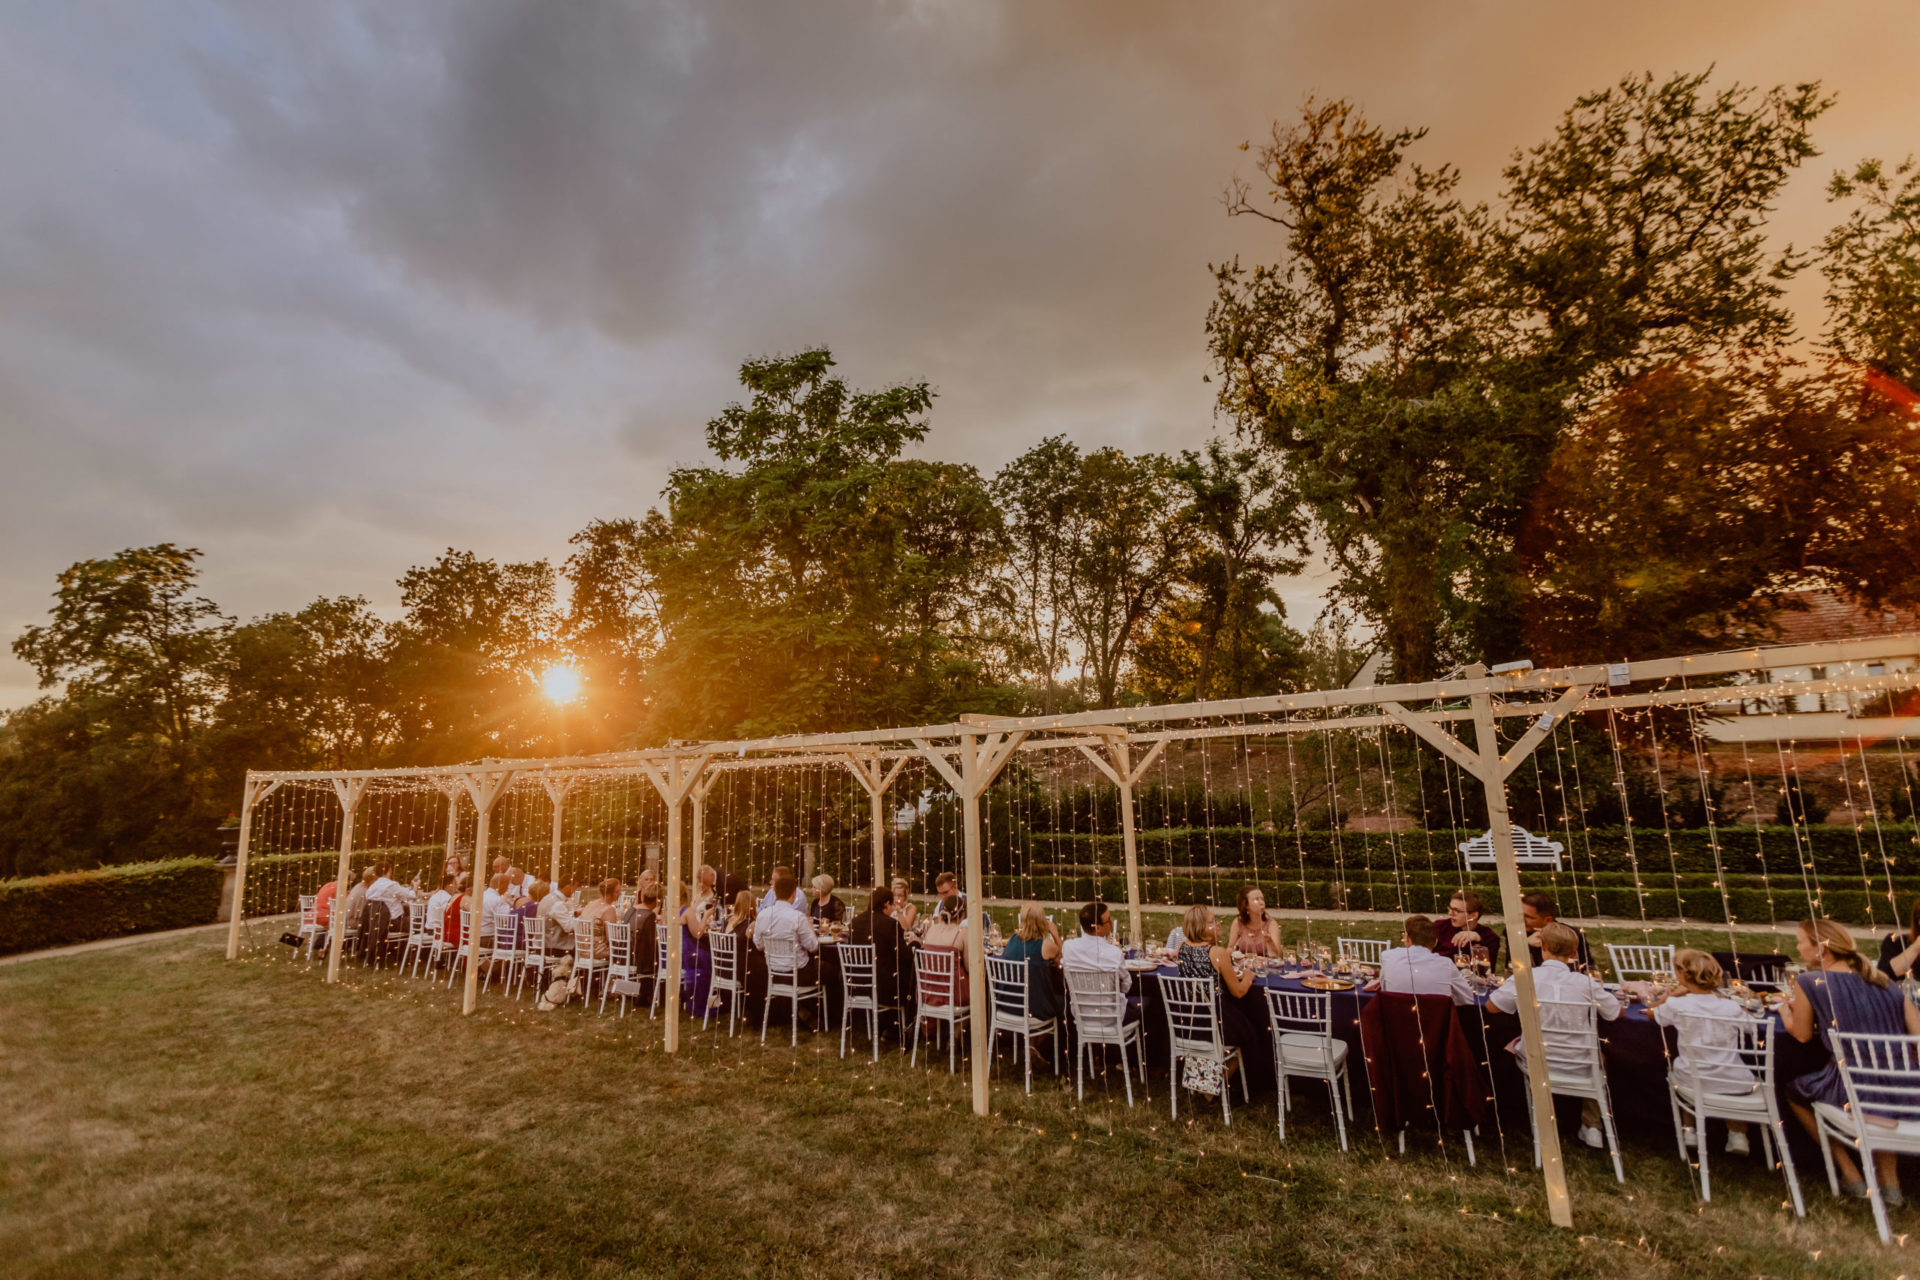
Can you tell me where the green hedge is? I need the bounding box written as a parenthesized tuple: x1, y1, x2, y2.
(0, 859, 226, 957)
(242, 847, 445, 916)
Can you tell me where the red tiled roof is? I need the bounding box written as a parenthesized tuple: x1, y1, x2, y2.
(1764, 589, 1920, 645)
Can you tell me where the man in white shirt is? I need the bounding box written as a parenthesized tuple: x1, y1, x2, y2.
(1061, 900, 1131, 995)
(366, 863, 417, 919)
(504, 865, 531, 903)
(1488, 922, 1621, 1148)
(1375, 916, 1475, 1006)
(539, 877, 580, 955)
(479, 873, 509, 939)
(758, 864, 808, 915)
(753, 869, 821, 1002)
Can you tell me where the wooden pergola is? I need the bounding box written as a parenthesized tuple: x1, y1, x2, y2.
(225, 633, 1920, 1229)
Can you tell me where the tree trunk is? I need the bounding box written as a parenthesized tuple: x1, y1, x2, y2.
(1381, 536, 1443, 684)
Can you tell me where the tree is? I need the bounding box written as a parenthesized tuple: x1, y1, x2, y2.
(386, 550, 561, 762)
(990, 436, 1084, 714)
(1520, 355, 1920, 663)
(1210, 74, 1833, 677)
(4, 545, 232, 869)
(562, 518, 657, 752)
(1064, 448, 1193, 708)
(639, 348, 1003, 739)
(1821, 156, 1920, 389)
(212, 595, 393, 774)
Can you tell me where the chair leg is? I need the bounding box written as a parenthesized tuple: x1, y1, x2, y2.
(1698, 1116, 1713, 1202)
(1170, 1052, 1179, 1120)
(1773, 1120, 1806, 1218)
(1333, 1069, 1349, 1151)
(1076, 1041, 1085, 1102)
(1600, 1097, 1624, 1185)
(1464, 1127, 1476, 1166)
(1816, 1115, 1840, 1196)
(1864, 1146, 1893, 1244)
(1121, 1043, 1135, 1108)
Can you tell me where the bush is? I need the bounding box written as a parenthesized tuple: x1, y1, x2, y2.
(0, 859, 226, 956)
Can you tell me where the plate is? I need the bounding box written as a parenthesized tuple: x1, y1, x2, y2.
(1123, 958, 1159, 972)
(1300, 975, 1357, 991)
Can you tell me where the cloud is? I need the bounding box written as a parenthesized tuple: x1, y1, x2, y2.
(2, 0, 1916, 705)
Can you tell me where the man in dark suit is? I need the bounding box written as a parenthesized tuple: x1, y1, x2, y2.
(847, 884, 911, 1017)
(699, 863, 751, 905)
(1506, 891, 1593, 973)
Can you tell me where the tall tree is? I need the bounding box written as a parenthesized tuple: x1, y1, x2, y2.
(562, 518, 657, 752)
(1065, 448, 1193, 708)
(212, 595, 392, 774)
(991, 436, 1084, 714)
(1821, 156, 1920, 390)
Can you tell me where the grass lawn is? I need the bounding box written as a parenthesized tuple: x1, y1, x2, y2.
(0, 929, 1908, 1279)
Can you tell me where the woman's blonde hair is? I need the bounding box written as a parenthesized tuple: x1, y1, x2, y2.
(1671, 948, 1723, 992)
(731, 890, 756, 922)
(891, 877, 909, 895)
(1017, 903, 1048, 941)
(1801, 917, 1889, 987)
(813, 874, 835, 894)
(1182, 904, 1217, 947)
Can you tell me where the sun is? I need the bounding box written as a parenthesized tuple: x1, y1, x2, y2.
(539, 663, 583, 705)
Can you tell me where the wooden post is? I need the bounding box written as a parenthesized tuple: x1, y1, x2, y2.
(539, 774, 577, 888)
(224, 776, 282, 960)
(459, 770, 518, 1015)
(913, 731, 1027, 1117)
(637, 753, 713, 1054)
(843, 755, 911, 889)
(324, 777, 369, 984)
(443, 785, 460, 871)
(1074, 733, 1168, 949)
(690, 769, 720, 889)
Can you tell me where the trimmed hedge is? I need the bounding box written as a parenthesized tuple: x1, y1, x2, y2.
(242, 847, 445, 917)
(0, 859, 226, 957)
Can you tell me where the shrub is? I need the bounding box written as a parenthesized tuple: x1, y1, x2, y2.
(0, 859, 226, 957)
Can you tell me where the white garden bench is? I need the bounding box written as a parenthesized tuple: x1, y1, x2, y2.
(1458, 826, 1564, 872)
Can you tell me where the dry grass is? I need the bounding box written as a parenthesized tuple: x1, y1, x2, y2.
(0, 930, 1908, 1279)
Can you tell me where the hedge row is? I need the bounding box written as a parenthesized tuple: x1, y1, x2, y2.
(1001, 826, 1920, 877)
(242, 848, 445, 917)
(0, 859, 226, 957)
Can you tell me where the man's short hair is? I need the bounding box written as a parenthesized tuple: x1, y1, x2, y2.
(641, 884, 661, 907)
(935, 872, 958, 891)
(490, 873, 508, 893)
(869, 885, 891, 914)
(1452, 888, 1484, 917)
(1404, 915, 1438, 950)
(441, 873, 457, 889)
(1538, 922, 1580, 960)
(771, 868, 798, 902)
(1520, 892, 1558, 918)
(1079, 900, 1109, 934)
(361, 867, 377, 882)
(372, 862, 390, 878)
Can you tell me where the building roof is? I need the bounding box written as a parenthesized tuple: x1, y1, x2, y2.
(1762, 589, 1920, 646)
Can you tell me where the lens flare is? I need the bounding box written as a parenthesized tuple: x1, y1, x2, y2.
(540, 663, 582, 705)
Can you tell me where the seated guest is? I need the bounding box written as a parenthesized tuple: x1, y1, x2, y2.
(516, 880, 546, 921)
(342, 867, 376, 938)
(1878, 896, 1920, 980)
(366, 862, 417, 917)
(424, 874, 455, 942)
(752, 868, 821, 986)
(1174, 904, 1266, 1078)
(577, 878, 622, 961)
(1062, 900, 1130, 996)
(849, 885, 909, 1010)
(1648, 949, 1755, 1156)
(1002, 903, 1063, 1021)
(1373, 915, 1475, 1005)
(314, 878, 338, 934)
(1228, 884, 1283, 956)
(1507, 892, 1592, 972)
(1489, 922, 1619, 1148)
(442, 877, 469, 949)
(809, 875, 847, 927)
(1433, 889, 1501, 969)
(635, 868, 660, 905)
(932, 872, 967, 923)
(626, 884, 661, 976)
(480, 873, 510, 939)
(504, 865, 532, 902)
(1783, 917, 1920, 1201)
(759, 864, 809, 914)
(722, 890, 756, 948)
(887, 877, 919, 933)
(539, 876, 581, 952)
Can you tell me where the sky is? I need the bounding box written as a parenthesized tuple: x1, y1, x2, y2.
(2, 0, 1917, 708)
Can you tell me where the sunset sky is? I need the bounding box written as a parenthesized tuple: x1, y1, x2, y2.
(3, 0, 1916, 706)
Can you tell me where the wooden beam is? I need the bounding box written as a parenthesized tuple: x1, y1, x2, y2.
(1380, 703, 1485, 778)
(223, 776, 283, 961)
(1498, 685, 1594, 781)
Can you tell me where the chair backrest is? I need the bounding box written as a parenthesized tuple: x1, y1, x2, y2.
(299, 895, 317, 927)
(1714, 950, 1791, 988)
(986, 955, 1030, 1021)
(916, 946, 959, 1008)
(1536, 998, 1604, 1082)
(1337, 937, 1388, 965)
(1605, 943, 1674, 983)
(1159, 974, 1225, 1056)
(522, 914, 546, 959)
(763, 933, 804, 980)
(837, 942, 876, 1005)
(405, 902, 428, 938)
(1669, 1008, 1769, 1094)
(1064, 967, 1128, 1038)
(1832, 1032, 1920, 1130)
(492, 908, 520, 954)
(574, 916, 596, 964)
(658, 930, 670, 973)
(606, 921, 632, 969)
(1263, 987, 1332, 1041)
(710, 928, 740, 985)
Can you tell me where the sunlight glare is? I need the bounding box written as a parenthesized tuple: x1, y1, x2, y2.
(540, 663, 583, 705)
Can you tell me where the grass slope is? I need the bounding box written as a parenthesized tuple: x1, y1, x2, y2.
(0, 931, 1906, 1279)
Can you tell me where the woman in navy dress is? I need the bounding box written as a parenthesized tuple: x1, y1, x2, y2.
(1783, 917, 1920, 1201)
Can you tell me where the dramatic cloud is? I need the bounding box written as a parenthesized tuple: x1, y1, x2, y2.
(2, 0, 1915, 703)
